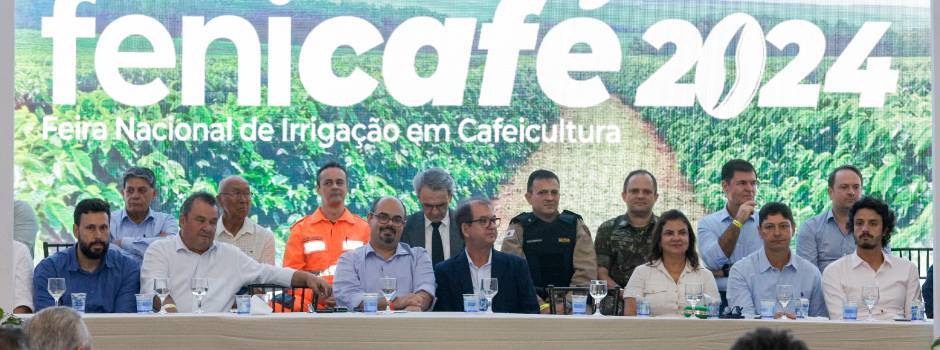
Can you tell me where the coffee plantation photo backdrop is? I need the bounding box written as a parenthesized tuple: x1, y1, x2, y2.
(14, 0, 932, 263)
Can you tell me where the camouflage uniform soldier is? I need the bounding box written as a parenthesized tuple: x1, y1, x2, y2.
(501, 170, 598, 314)
(595, 170, 659, 314)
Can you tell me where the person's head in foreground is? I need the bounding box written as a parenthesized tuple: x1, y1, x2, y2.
(26, 307, 93, 350)
(730, 327, 808, 350)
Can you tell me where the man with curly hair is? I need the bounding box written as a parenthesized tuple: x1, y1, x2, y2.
(821, 196, 922, 320)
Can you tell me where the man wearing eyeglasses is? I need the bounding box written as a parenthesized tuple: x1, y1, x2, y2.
(334, 196, 436, 312)
(215, 175, 276, 265)
(500, 169, 598, 313)
(401, 168, 464, 266)
(433, 199, 539, 313)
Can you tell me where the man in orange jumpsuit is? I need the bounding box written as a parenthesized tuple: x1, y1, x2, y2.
(284, 161, 370, 309)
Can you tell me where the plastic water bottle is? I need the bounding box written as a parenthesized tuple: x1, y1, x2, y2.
(798, 298, 809, 319)
(911, 299, 925, 321)
(844, 301, 858, 321)
(636, 298, 651, 317)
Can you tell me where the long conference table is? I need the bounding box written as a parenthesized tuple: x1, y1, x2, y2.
(78, 312, 932, 349)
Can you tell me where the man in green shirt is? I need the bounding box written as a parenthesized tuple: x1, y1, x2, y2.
(595, 169, 659, 314)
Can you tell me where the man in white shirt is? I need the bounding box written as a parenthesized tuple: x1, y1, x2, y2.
(822, 197, 921, 320)
(140, 192, 330, 313)
(215, 175, 276, 265)
(401, 168, 464, 266)
(13, 240, 33, 313)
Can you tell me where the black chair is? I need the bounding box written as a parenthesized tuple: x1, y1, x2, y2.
(42, 242, 73, 258)
(892, 247, 933, 281)
(245, 284, 316, 313)
(546, 285, 623, 316)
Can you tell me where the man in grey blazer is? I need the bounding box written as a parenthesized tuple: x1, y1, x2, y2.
(401, 168, 464, 266)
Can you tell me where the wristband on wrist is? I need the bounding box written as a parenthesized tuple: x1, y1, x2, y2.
(731, 219, 743, 228)
(163, 303, 177, 310)
(539, 303, 550, 311)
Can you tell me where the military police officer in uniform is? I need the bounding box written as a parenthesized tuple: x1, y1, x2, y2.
(501, 169, 598, 314)
(594, 170, 659, 314)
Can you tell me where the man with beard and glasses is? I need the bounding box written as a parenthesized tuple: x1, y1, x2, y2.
(822, 197, 922, 320)
(33, 198, 140, 313)
(334, 196, 436, 312)
(110, 167, 179, 263)
(215, 175, 276, 265)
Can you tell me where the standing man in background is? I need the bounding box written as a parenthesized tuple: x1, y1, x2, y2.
(215, 175, 276, 265)
(401, 168, 464, 266)
(284, 161, 369, 308)
(110, 167, 179, 262)
(797, 165, 865, 272)
(501, 170, 597, 313)
(698, 159, 763, 307)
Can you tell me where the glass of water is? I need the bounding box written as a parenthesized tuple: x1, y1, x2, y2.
(47, 278, 66, 307)
(776, 284, 794, 320)
(191, 278, 208, 314)
(684, 282, 703, 319)
(589, 280, 608, 317)
(481, 278, 498, 314)
(154, 278, 171, 315)
(862, 285, 880, 321)
(379, 277, 397, 314)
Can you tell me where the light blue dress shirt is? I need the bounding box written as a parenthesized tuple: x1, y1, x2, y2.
(333, 242, 436, 309)
(795, 209, 891, 274)
(110, 209, 180, 262)
(727, 249, 827, 317)
(697, 208, 762, 291)
(796, 209, 856, 273)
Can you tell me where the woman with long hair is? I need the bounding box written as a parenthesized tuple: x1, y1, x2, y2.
(623, 209, 719, 316)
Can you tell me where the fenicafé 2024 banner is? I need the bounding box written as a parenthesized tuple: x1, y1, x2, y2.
(14, 0, 932, 259)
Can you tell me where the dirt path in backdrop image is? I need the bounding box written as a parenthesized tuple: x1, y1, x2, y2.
(493, 96, 708, 247)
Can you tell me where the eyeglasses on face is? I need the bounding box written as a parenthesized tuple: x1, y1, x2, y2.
(466, 217, 501, 227)
(371, 212, 405, 225)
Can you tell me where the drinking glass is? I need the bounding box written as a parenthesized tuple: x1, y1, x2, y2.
(48, 278, 66, 307)
(862, 285, 880, 321)
(379, 277, 397, 314)
(480, 278, 498, 314)
(154, 278, 171, 315)
(589, 280, 608, 317)
(776, 284, 794, 320)
(684, 282, 703, 319)
(191, 278, 208, 314)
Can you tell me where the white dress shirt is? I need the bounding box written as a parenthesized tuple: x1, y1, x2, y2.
(822, 250, 921, 320)
(623, 259, 720, 317)
(13, 240, 33, 311)
(425, 212, 451, 259)
(466, 249, 493, 294)
(140, 235, 295, 313)
(215, 217, 276, 265)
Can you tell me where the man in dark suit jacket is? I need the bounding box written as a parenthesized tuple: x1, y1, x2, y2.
(434, 199, 539, 314)
(401, 168, 464, 265)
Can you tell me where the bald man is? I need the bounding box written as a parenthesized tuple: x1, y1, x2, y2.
(216, 176, 276, 265)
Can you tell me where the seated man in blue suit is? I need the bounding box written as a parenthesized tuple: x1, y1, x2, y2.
(434, 198, 539, 313)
